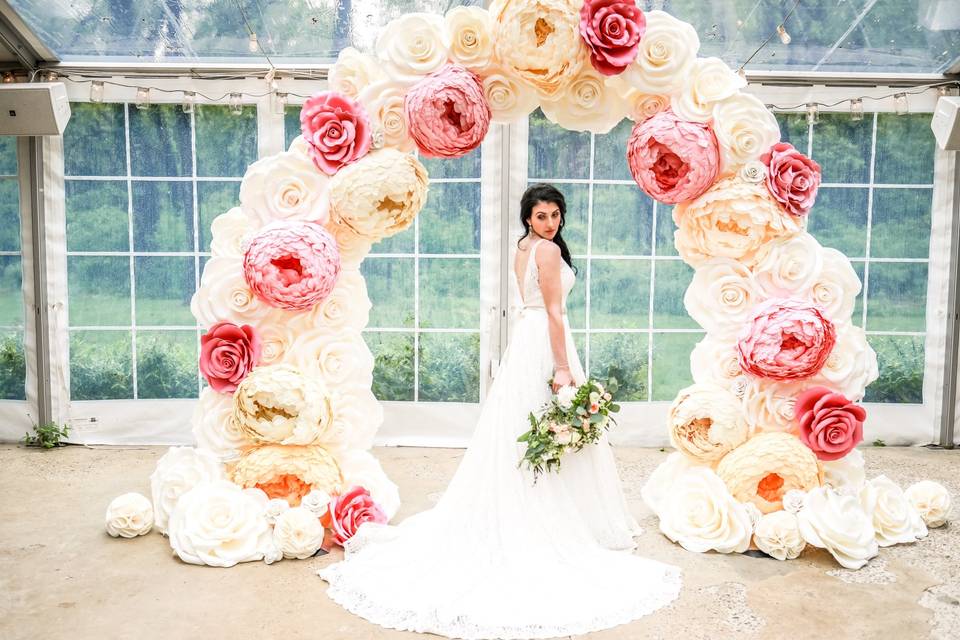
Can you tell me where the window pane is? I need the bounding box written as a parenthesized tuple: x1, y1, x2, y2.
(866, 262, 927, 332)
(591, 184, 652, 256)
(370, 225, 414, 254)
(67, 256, 130, 326)
(593, 118, 633, 181)
(590, 333, 648, 401)
(775, 113, 807, 151)
(590, 259, 649, 329)
(654, 260, 697, 329)
(419, 182, 480, 254)
(129, 105, 192, 177)
(864, 335, 923, 404)
(0, 256, 22, 326)
(812, 113, 872, 184)
(652, 332, 702, 401)
(132, 181, 194, 252)
(421, 146, 481, 180)
(420, 258, 479, 329)
(418, 332, 480, 403)
(0, 136, 16, 175)
(198, 181, 241, 253)
(655, 204, 677, 257)
(566, 257, 587, 331)
(0, 178, 20, 252)
(362, 258, 414, 329)
(808, 187, 867, 257)
(874, 114, 935, 185)
(870, 188, 932, 259)
(0, 330, 25, 400)
(528, 108, 590, 179)
(366, 331, 414, 401)
(134, 257, 196, 326)
(137, 330, 198, 399)
(284, 105, 301, 150)
(64, 103, 125, 177)
(70, 330, 133, 400)
(852, 260, 865, 328)
(196, 105, 257, 177)
(66, 180, 129, 252)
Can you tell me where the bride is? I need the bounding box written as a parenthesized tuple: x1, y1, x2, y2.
(319, 183, 681, 639)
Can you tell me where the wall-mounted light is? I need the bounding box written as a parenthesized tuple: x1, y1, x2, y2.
(850, 98, 863, 122)
(135, 87, 150, 110)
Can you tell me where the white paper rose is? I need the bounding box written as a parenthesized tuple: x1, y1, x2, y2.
(904, 480, 951, 528)
(256, 319, 297, 366)
(782, 489, 807, 514)
(738, 160, 766, 184)
(712, 92, 781, 171)
(375, 13, 448, 83)
(261, 538, 283, 565)
(233, 364, 332, 445)
(300, 489, 333, 519)
(329, 47, 385, 99)
(754, 511, 806, 560)
(808, 325, 878, 401)
(742, 502, 763, 531)
(626, 91, 670, 122)
(446, 6, 494, 69)
(239, 151, 330, 226)
(754, 233, 823, 299)
(289, 269, 371, 334)
(150, 446, 225, 535)
(210, 207, 258, 259)
(690, 335, 743, 391)
(335, 449, 402, 521)
(798, 486, 878, 570)
(264, 498, 290, 526)
(105, 492, 154, 538)
(481, 66, 541, 123)
(320, 387, 384, 451)
(273, 506, 325, 560)
(669, 383, 750, 464)
(658, 467, 753, 554)
(821, 448, 866, 495)
(191, 257, 274, 326)
(191, 388, 246, 461)
(671, 57, 746, 123)
(684, 258, 762, 338)
(809, 247, 862, 324)
(641, 452, 699, 517)
(325, 219, 374, 269)
(168, 480, 271, 567)
(288, 328, 375, 391)
(359, 80, 416, 153)
(741, 378, 807, 435)
(861, 475, 928, 547)
(619, 10, 699, 96)
(540, 67, 629, 134)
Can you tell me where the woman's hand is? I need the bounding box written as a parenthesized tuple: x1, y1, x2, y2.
(552, 367, 574, 392)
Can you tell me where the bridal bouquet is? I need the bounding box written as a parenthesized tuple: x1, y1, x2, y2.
(517, 378, 620, 481)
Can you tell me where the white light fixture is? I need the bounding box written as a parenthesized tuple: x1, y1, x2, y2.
(135, 87, 150, 110)
(806, 102, 818, 125)
(229, 92, 243, 115)
(272, 92, 288, 115)
(248, 33, 259, 53)
(850, 98, 864, 121)
(89, 80, 104, 103)
(182, 91, 196, 114)
(894, 92, 909, 116)
(777, 24, 791, 45)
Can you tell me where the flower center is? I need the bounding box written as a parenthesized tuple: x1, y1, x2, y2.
(534, 17, 554, 47)
(757, 473, 785, 503)
(256, 474, 312, 506)
(271, 255, 305, 286)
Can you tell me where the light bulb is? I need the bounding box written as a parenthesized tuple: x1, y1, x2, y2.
(229, 92, 243, 115)
(248, 33, 259, 53)
(777, 24, 791, 45)
(90, 80, 104, 102)
(2, 72, 15, 84)
(893, 92, 908, 116)
(806, 103, 818, 125)
(850, 98, 863, 121)
(272, 92, 288, 116)
(737, 68, 747, 81)
(135, 87, 150, 110)
(182, 91, 196, 114)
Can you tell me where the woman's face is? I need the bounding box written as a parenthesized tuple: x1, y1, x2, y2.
(528, 200, 562, 240)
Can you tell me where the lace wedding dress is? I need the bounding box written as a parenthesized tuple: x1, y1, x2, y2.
(319, 239, 682, 639)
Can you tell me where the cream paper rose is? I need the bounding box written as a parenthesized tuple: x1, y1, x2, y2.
(233, 364, 332, 446)
(782, 489, 807, 514)
(618, 10, 699, 96)
(263, 497, 290, 525)
(626, 92, 670, 122)
(683, 258, 762, 338)
(446, 6, 495, 69)
(754, 511, 806, 561)
(641, 451, 699, 517)
(273, 506, 326, 559)
(191, 387, 246, 460)
(712, 92, 781, 171)
(809, 247, 862, 324)
(754, 233, 823, 299)
(798, 486, 878, 569)
(210, 207, 258, 259)
(256, 319, 297, 366)
(359, 80, 416, 153)
(657, 467, 753, 554)
(239, 151, 330, 226)
(741, 378, 807, 435)
(481, 66, 541, 123)
(808, 324, 878, 401)
(690, 335, 744, 391)
(229, 444, 343, 507)
(319, 387, 384, 452)
(324, 219, 374, 269)
(668, 383, 750, 465)
(739, 160, 766, 184)
(540, 67, 629, 134)
(105, 492, 154, 538)
(150, 446, 225, 535)
(300, 489, 333, 519)
(490, 0, 586, 99)
(375, 13, 448, 83)
(861, 475, 928, 547)
(288, 328, 375, 391)
(168, 480, 272, 567)
(329, 47, 385, 99)
(288, 269, 371, 334)
(671, 57, 746, 123)
(191, 257, 275, 326)
(904, 480, 951, 528)
(821, 448, 866, 495)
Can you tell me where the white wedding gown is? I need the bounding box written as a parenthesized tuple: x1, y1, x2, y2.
(319, 239, 682, 639)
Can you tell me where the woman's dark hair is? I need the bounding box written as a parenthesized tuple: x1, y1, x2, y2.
(519, 183, 576, 272)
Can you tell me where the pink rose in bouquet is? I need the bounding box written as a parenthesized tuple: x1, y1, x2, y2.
(300, 91, 372, 175)
(321, 485, 388, 546)
(795, 385, 865, 461)
(404, 64, 491, 159)
(579, 0, 645, 76)
(627, 110, 720, 204)
(199, 321, 261, 393)
(738, 298, 836, 381)
(761, 142, 822, 217)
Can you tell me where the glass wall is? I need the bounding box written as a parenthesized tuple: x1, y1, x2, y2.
(0, 138, 25, 400)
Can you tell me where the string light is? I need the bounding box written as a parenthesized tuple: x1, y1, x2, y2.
(135, 87, 150, 110)
(89, 80, 104, 102)
(1, 72, 14, 84)
(272, 91, 288, 116)
(229, 92, 243, 115)
(806, 102, 819, 125)
(777, 24, 791, 45)
(938, 85, 950, 97)
(182, 90, 196, 114)
(44, 70, 58, 83)
(894, 92, 909, 115)
(248, 32, 259, 53)
(850, 98, 864, 121)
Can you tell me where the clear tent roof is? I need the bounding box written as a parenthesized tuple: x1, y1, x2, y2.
(7, 0, 960, 73)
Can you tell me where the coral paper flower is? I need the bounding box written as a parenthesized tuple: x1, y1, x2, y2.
(578, 0, 645, 76)
(300, 91, 372, 176)
(794, 385, 865, 461)
(762, 142, 822, 217)
(738, 298, 837, 381)
(403, 64, 491, 159)
(230, 444, 343, 507)
(321, 485, 388, 546)
(199, 321, 261, 394)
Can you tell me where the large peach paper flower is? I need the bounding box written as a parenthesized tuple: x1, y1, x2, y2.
(230, 444, 343, 507)
(232, 364, 332, 446)
(668, 383, 749, 465)
(404, 64, 491, 159)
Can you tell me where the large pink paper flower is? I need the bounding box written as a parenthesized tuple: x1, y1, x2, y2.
(627, 110, 720, 205)
(579, 0, 645, 76)
(242, 222, 340, 311)
(321, 485, 387, 546)
(403, 64, 491, 159)
(300, 91, 372, 176)
(795, 385, 865, 461)
(199, 321, 261, 393)
(762, 142, 822, 217)
(738, 298, 837, 381)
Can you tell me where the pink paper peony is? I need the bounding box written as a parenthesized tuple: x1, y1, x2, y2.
(321, 485, 387, 546)
(300, 91, 372, 176)
(243, 221, 341, 311)
(738, 298, 837, 381)
(403, 64, 491, 159)
(199, 322, 261, 393)
(762, 142, 822, 217)
(627, 110, 720, 205)
(579, 0, 645, 76)
(795, 385, 865, 461)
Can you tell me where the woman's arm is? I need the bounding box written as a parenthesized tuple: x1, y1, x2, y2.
(536, 242, 574, 390)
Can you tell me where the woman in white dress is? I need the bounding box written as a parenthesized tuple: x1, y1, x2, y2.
(319, 183, 681, 639)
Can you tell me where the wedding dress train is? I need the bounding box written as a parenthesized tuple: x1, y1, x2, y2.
(319, 239, 681, 639)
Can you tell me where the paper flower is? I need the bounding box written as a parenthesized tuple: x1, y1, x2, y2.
(273, 506, 326, 559)
(738, 298, 837, 381)
(683, 258, 762, 338)
(795, 386, 865, 462)
(329, 47, 385, 99)
(403, 64, 490, 159)
(798, 486, 878, 569)
(821, 448, 866, 495)
(334, 449, 401, 521)
(481, 66, 541, 123)
(754, 233, 824, 299)
(232, 364, 332, 446)
(324, 219, 374, 268)
(239, 151, 330, 226)
(230, 444, 343, 507)
(210, 207, 257, 259)
(713, 93, 781, 172)
(782, 489, 807, 514)
(626, 110, 719, 205)
(809, 247, 862, 324)
(904, 480, 951, 528)
(541, 66, 629, 134)
(256, 321, 296, 367)
(289, 268, 371, 333)
(168, 480, 272, 567)
(300, 91, 372, 176)
(242, 221, 340, 311)
(288, 328, 374, 391)
(762, 142, 822, 217)
(716, 433, 822, 514)
(861, 475, 927, 547)
(578, 0, 645, 76)
(618, 9, 699, 95)
(641, 451, 698, 517)
(263, 497, 290, 526)
(626, 92, 669, 122)
(808, 324, 878, 402)
(668, 383, 749, 465)
(671, 57, 746, 123)
(321, 485, 389, 546)
(191, 388, 247, 460)
(753, 511, 805, 561)
(445, 6, 495, 69)
(738, 160, 766, 184)
(150, 446, 225, 535)
(359, 80, 416, 153)
(105, 492, 154, 538)
(199, 321, 260, 394)
(375, 12, 448, 82)
(328, 148, 429, 242)
(300, 489, 333, 519)
(673, 176, 803, 268)
(318, 387, 384, 452)
(741, 378, 808, 435)
(191, 257, 275, 326)
(490, 0, 586, 99)
(657, 467, 753, 554)
(690, 336, 743, 390)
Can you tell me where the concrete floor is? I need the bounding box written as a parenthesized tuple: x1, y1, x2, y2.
(0, 444, 957, 640)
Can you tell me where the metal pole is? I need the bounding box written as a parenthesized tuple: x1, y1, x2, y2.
(939, 153, 960, 448)
(27, 136, 50, 426)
